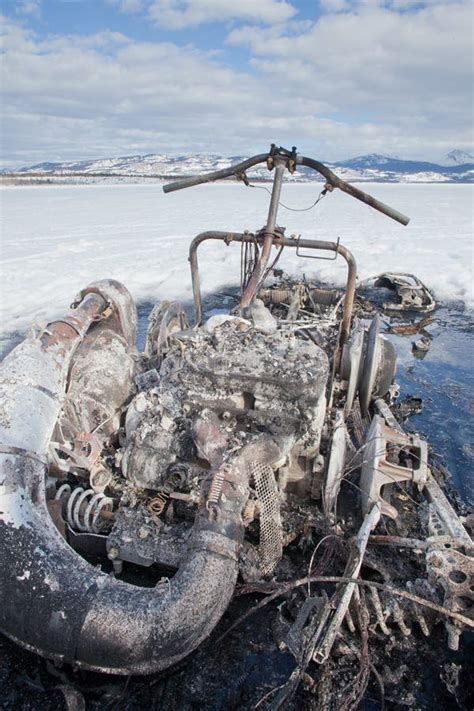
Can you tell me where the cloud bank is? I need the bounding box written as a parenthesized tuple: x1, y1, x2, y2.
(0, 0, 472, 165)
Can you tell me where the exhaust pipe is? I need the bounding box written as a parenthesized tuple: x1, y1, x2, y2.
(0, 281, 279, 674)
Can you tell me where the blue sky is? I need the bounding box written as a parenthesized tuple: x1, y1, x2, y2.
(0, 0, 472, 166)
(2, 1, 320, 46)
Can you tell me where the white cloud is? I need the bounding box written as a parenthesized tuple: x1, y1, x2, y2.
(0, 16, 298, 165)
(16, 0, 42, 17)
(319, 0, 351, 12)
(0, 2, 472, 166)
(387, 0, 463, 7)
(108, 0, 146, 11)
(111, 0, 298, 27)
(227, 2, 473, 146)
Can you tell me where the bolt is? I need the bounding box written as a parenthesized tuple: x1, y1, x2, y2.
(108, 546, 120, 560)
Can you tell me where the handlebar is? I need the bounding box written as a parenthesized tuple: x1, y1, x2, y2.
(162, 154, 268, 194)
(163, 148, 410, 226)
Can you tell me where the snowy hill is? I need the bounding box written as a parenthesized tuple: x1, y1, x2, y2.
(334, 153, 473, 181)
(6, 151, 474, 184)
(17, 154, 251, 178)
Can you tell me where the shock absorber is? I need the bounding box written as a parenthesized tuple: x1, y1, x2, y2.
(55, 485, 114, 533)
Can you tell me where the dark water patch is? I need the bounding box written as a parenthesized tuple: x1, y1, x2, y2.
(0, 330, 24, 360)
(385, 304, 474, 504)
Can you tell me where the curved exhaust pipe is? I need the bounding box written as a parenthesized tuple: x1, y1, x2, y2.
(0, 281, 279, 674)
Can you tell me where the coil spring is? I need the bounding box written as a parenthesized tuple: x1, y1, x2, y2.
(259, 288, 294, 305)
(310, 288, 341, 306)
(242, 498, 257, 525)
(206, 468, 227, 510)
(148, 493, 168, 519)
(55, 485, 113, 533)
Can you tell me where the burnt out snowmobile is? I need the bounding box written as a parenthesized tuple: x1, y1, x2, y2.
(0, 145, 472, 680)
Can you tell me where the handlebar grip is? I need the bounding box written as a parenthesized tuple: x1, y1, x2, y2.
(163, 174, 213, 193)
(163, 153, 269, 193)
(298, 156, 409, 226)
(337, 181, 410, 226)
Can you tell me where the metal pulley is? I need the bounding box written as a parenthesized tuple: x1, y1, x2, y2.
(341, 314, 397, 416)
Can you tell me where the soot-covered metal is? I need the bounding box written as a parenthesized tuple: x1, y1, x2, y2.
(0, 147, 472, 708)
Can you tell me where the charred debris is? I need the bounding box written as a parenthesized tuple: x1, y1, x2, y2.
(0, 146, 472, 710)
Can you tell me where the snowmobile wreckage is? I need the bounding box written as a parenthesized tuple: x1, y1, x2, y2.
(0, 146, 472, 687)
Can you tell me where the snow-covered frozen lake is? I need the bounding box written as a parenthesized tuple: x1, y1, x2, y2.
(1, 181, 473, 501)
(0, 182, 472, 347)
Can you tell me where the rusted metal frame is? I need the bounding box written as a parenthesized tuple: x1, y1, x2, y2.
(188, 231, 357, 347)
(368, 535, 428, 549)
(297, 156, 410, 226)
(162, 153, 269, 193)
(312, 503, 382, 664)
(240, 158, 286, 308)
(163, 150, 410, 226)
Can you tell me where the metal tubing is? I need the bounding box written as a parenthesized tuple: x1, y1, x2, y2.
(188, 231, 357, 346)
(0, 454, 245, 674)
(297, 156, 410, 226)
(266, 161, 285, 231)
(40, 292, 107, 350)
(312, 503, 381, 664)
(240, 159, 286, 307)
(163, 154, 269, 193)
(163, 149, 410, 226)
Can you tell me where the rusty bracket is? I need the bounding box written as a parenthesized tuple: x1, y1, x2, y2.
(188, 231, 356, 350)
(360, 414, 429, 518)
(296, 235, 340, 261)
(426, 543, 474, 650)
(49, 432, 111, 492)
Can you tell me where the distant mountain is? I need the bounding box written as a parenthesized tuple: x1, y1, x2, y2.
(446, 149, 474, 165)
(335, 153, 395, 168)
(17, 154, 249, 177)
(334, 153, 473, 176)
(6, 151, 473, 184)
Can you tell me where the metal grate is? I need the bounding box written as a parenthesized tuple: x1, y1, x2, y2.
(249, 460, 283, 577)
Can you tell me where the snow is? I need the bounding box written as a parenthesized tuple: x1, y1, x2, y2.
(11, 152, 473, 184)
(446, 149, 474, 165)
(0, 182, 472, 348)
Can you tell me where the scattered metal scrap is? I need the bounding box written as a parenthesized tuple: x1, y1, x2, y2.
(364, 272, 436, 313)
(413, 335, 431, 355)
(388, 314, 435, 334)
(394, 394, 423, 421)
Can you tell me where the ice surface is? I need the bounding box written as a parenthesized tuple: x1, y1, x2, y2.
(0, 182, 472, 346)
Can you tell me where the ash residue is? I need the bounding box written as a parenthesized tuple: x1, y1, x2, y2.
(1, 293, 473, 711)
(1, 561, 473, 710)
